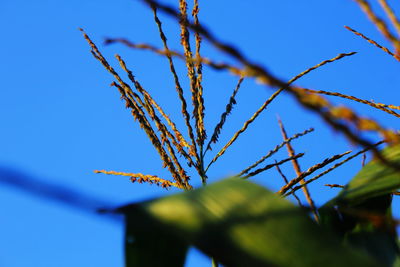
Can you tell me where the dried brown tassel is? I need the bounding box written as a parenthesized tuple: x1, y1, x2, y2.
(239, 128, 314, 176)
(242, 153, 305, 179)
(150, 6, 199, 160)
(277, 118, 319, 222)
(115, 54, 195, 169)
(278, 150, 352, 196)
(325, 184, 345, 189)
(138, 1, 400, 169)
(345, 26, 400, 61)
(129, 82, 192, 187)
(112, 83, 186, 189)
(206, 87, 285, 171)
(179, 0, 205, 148)
(303, 86, 400, 118)
(373, 102, 400, 111)
(94, 170, 185, 189)
(207, 52, 355, 170)
(81, 29, 190, 189)
(104, 38, 244, 76)
(275, 163, 303, 207)
(139, 90, 192, 186)
(205, 77, 244, 154)
(378, 0, 400, 39)
(283, 140, 384, 197)
(110, 82, 189, 188)
(105, 32, 400, 169)
(192, 0, 206, 146)
(353, 0, 400, 48)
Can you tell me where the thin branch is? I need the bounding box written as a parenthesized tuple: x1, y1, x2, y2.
(94, 170, 184, 189)
(303, 86, 400, 118)
(278, 150, 352, 196)
(206, 87, 285, 171)
(283, 141, 384, 197)
(119, 78, 191, 187)
(111, 82, 190, 189)
(139, 0, 400, 167)
(192, 0, 206, 147)
(377, 0, 400, 39)
(372, 102, 400, 111)
(115, 55, 195, 169)
(242, 153, 305, 179)
(353, 0, 400, 47)
(81, 29, 190, 190)
(151, 6, 199, 160)
(275, 163, 303, 207)
(206, 52, 357, 171)
(204, 77, 244, 155)
(239, 127, 314, 176)
(325, 184, 345, 189)
(277, 118, 319, 222)
(179, 0, 205, 148)
(291, 52, 357, 82)
(345, 25, 400, 61)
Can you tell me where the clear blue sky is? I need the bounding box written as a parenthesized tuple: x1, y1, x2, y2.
(1, 0, 399, 266)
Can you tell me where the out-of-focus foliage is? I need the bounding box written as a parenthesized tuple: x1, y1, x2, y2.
(115, 178, 393, 267)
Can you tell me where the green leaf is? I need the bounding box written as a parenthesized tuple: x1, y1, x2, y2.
(394, 239, 400, 267)
(344, 228, 399, 266)
(320, 145, 400, 266)
(329, 144, 400, 206)
(124, 212, 188, 267)
(117, 178, 379, 267)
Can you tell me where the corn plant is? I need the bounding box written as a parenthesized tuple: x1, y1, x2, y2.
(81, 0, 400, 266)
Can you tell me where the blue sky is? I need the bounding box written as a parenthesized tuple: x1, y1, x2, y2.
(1, 0, 400, 266)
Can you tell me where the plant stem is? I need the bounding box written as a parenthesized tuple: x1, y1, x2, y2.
(199, 146, 216, 266)
(199, 144, 208, 185)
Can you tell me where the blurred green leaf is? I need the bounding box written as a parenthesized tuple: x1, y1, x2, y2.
(320, 145, 400, 266)
(394, 239, 400, 267)
(124, 213, 188, 267)
(329, 145, 400, 206)
(117, 178, 379, 267)
(345, 228, 399, 266)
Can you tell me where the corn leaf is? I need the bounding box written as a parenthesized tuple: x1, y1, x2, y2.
(320, 145, 400, 266)
(329, 144, 400, 206)
(116, 178, 379, 267)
